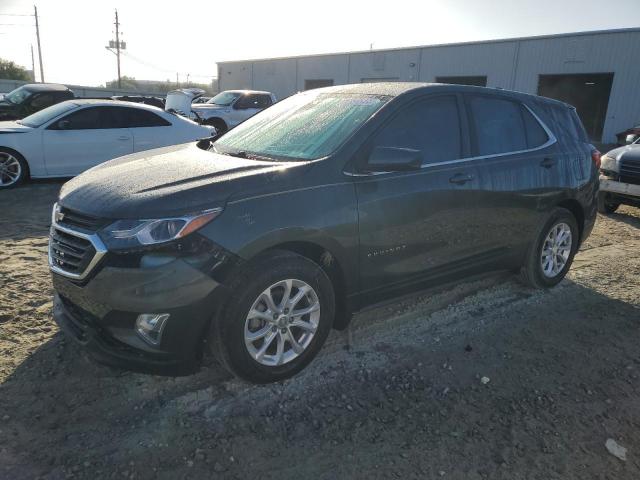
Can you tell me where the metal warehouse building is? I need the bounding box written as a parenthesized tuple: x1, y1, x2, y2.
(217, 28, 640, 143)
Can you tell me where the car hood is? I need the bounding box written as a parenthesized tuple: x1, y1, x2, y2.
(605, 144, 640, 163)
(58, 143, 308, 219)
(0, 120, 32, 133)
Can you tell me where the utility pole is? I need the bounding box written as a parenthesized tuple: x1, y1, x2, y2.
(34, 5, 44, 82)
(30, 45, 36, 81)
(114, 9, 121, 88)
(105, 11, 125, 89)
(176, 72, 179, 88)
(186, 73, 190, 86)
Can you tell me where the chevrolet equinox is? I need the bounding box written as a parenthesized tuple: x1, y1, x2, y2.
(50, 83, 599, 383)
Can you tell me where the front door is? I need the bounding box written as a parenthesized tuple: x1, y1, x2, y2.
(43, 106, 133, 176)
(354, 94, 483, 303)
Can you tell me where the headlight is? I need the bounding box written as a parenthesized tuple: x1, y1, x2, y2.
(600, 154, 617, 173)
(100, 208, 222, 250)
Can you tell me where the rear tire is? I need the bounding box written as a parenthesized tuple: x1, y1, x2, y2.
(0, 148, 28, 189)
(210, 250, 335, 383)
(519, 207, 579, 289)
(597, 192, 620, 214)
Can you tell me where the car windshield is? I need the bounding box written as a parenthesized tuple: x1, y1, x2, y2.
(213, 92, 390, 161)
(4, 86, 32, 105)
(206, 91, 241, 106)
(19, 101, 78, 128)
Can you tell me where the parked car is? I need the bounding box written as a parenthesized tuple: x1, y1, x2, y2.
(0, 83, 74, 121)
(50, 83, 598, 383)
(615, 125, 640, 146)
(598, 136, 640, 212)
(164, 88, 205, 119)
(111, 95, 165, 110)
(0, 99, 213, 188)
(191, 90, 277, 133)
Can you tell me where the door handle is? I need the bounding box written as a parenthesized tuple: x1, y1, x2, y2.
(117, 135, 130, 141)
(449, 173, 475, 185)
(540, 158, 556, 169)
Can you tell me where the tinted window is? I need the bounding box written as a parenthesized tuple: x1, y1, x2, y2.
(468, 96, 527, 155)
(254, 94, 273, 109)
(548, 104, 588, 143)
(235, 95, 261, 109)
(55, 107, 121, 130)
(117, 107, 170, 127)
(521, 105, 549, 148)
(30, 93, 56, 109)
(371, 96, 462, 165)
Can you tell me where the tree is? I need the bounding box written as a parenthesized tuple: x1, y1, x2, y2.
(0, 58, 31, 81)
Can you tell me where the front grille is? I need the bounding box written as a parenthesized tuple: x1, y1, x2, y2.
(49, 227, 97, 277)
(620, 157, 640, 186)
(58, 206, 109, 232)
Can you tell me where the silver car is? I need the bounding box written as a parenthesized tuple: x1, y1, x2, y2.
(191, 90, 277, 133)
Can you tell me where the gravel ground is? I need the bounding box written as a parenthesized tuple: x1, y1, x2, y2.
(0, 181, 639, 480)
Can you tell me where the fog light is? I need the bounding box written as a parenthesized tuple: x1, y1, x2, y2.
(135, 313, 170, 345)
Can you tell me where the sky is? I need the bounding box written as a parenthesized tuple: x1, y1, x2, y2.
(0, 0, 638, 87)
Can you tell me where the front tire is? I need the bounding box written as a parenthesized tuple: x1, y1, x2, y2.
(519, 207, 579, 289)
(210, 251, 335, 383)
(0, 148, 28, 189)
(597, 192, 620, 214)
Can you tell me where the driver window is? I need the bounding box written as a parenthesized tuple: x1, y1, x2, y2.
(370, 95, 462, 166)
(55, 107, 116, 130)
(235, 95, 258, 109)
(30, 93, 55, 109)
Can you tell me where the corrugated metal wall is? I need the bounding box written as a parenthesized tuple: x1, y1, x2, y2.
(217, 30, 640, 143)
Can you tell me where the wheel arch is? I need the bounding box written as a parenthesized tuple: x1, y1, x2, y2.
(249, 239, 353, 330)
(556, 198, 584, 243)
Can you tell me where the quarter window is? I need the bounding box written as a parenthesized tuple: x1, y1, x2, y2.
(521, 105, 549, 148)
(117, 107, 171, 127)
(370, 96, 462, 165)
(468, 96, 528, 155)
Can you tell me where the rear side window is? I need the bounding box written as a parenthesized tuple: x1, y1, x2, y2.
(521, 105, 549, 148)
(547, 104, 588, 143)
(116, 107, 171, 127)
(468, 96, 527, 155)
(371, 95, 462, 165)
(255, 94, 273, 109)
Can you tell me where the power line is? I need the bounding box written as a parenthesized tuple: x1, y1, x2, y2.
(0, 13, 32, 16)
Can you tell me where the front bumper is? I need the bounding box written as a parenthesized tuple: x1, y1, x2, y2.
(52, 258, 223, 376)
(600, 177, 640, 198)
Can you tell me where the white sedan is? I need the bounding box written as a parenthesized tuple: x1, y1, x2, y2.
(0, 99, 214, 188)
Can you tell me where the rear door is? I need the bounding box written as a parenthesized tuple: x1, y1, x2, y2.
(354, 94, 483, 301)
(116, 107, 175, 152)
(43, 106, 133, 175)
(461, 94, 556, 261)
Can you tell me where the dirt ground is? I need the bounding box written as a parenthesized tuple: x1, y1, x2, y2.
(0, 180, 639, 480)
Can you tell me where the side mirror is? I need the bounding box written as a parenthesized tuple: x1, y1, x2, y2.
(366, 146, 422, 172)
(625, 134, 639, 145)
(57, 119, 71, 130)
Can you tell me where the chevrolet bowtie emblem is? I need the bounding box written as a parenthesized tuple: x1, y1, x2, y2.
(55, 211, 65, 223)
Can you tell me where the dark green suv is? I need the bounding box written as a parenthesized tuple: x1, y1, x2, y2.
(50, 83, 599, 383)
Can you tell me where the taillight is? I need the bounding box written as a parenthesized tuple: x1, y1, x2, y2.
(591, 149, 601, 170)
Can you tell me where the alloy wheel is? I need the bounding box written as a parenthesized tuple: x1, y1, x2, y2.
(244, 278, 320, 367)
(540, 222, 572, 278)
(0, 152, 21, 187)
